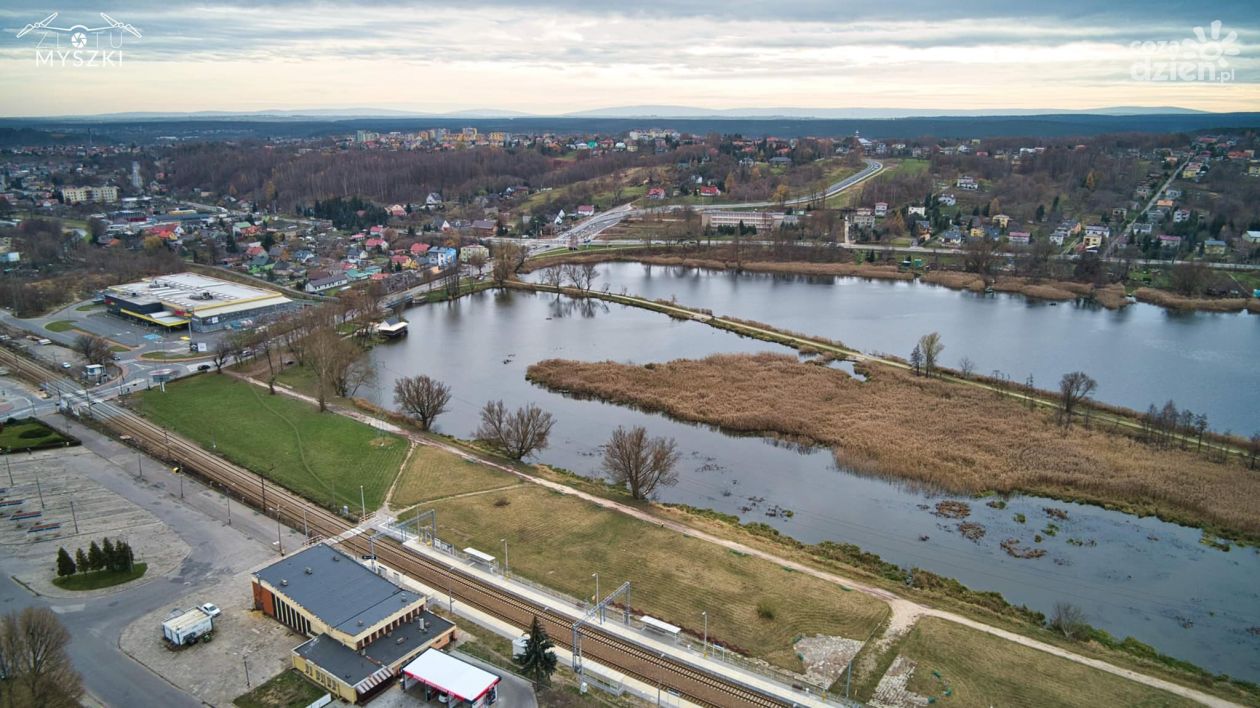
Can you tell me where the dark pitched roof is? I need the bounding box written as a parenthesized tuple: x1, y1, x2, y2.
(255, 544, 421, 636)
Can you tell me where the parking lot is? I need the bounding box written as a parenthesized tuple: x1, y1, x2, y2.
(0, 444, 192, 598)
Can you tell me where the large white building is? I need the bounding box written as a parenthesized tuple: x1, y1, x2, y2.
(103, 272, 296, 332)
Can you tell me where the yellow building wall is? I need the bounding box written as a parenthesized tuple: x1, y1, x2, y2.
(292, 654, 357, 703)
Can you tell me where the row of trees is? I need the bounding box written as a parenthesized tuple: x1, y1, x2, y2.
(392, 375, 680, 500)
(55, 537, 136, 577)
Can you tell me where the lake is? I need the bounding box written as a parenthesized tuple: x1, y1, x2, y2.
(366, 277, 1260, 681)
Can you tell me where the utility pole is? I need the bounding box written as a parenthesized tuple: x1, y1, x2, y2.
(501, 538, 508, 577)
(69, 500, 79, 534)
(274, 507, 284, 555)
(702, 611, 708, 658)
(359, 484, 366, 518)
(226, 493, 231, 526)
(34, 467, 44, 509)
(302, 507, 308, 538)
(592, 573, 600, 623)
(136, 451, 143, 481)
(4, 450, 12, 486)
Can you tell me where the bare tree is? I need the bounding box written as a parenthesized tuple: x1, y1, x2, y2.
(917, 332, 944, 377)
(909, 344, 923, 376)
(957, 356, 975, 379)
(467, 251, 488, 276)
(304, 328, 362, 411)
(476, 400, 555, 460)
(0, 607, 82, 708)
(491, 242, 526, 288)
(394, 375, 452, 431)
(1247, 432, 1260, 470)
(540, 264, 564, 290)
(73, 333, 112, 367)
(1049, 602, 1088, 640)
(211, 336, 240, 373)
(561, 262, 599, 292)
(334, 356, 377, 398)
(1058, 371, 1097, 426)
(602, 426, 681, 500)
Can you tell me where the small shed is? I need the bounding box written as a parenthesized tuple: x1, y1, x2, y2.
(401, 650, 500, 706)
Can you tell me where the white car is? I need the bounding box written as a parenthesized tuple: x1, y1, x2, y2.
(199, 603, 222, 618)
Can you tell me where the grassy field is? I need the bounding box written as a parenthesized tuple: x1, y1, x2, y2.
(233, 669, 325, 708)
(527, 353, 1260, 540)
(415, 478, 888, 672)
(0, 418, 75, 452)
(52, 563, 147, 591)
(44, 320, 76, 332)
(896, 618, 1197, 707)
(389, 444, 523, 510)
(135, 375, 408, 511)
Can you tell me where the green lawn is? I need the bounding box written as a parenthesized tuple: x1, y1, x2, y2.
(389, 444, 522, 509)
(52, 563, 147, 591)
(233, 669, 326, 708)
(74, 303, 102, 312)
(0, 418, 75, 452)
(135, 375, 409, 511)
(415, 483, 888, 672)
(44, 320, 75, 332)
(897, 617, 1197, 708)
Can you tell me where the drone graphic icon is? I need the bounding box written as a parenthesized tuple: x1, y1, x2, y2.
(17, 12, 143, 43)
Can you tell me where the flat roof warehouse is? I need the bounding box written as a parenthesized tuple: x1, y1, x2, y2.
(103, 272, 296, 332)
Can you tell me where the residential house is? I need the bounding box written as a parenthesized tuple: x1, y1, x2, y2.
(874, 202, 888, 217)
(429, 218, 451, 233)
(698, 185, 722, 197)
(1248, 164, 1260, 177)
(576, 205, 596, 217)
(938, 194, 957, 206)
(939, 227, 964, 246)
(769, 156, 793, 167)
(1173, 209, 1191, 223)
(647, 187, 666, 200)
(425, 192, 443, 209)
(1243, 230, 1260, 244)
(849, 208, 876, 229)
(1157, 234, 1182, 249)
(1132, 222, 1154, 235)
(1112, 207, 1128, 220)
(364, 237, 389, 252)
(409, 242, 431, 258)
(1204, 239, 1227, 255)
(1008, 231, 1031, 245)
(427, 247, 457, 268)
(306, 273, 349, 293)
(387, 204, 407, 218)
(459, 244, 490, 262)
(470, 219, 496, 235)
(955, 176, 979, 191)
(908, 205, 927, 217)
(914, 220, 933, 237)
(992, 214, 1010, 229)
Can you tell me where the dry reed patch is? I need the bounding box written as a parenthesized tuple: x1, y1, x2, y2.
(389, 445, 521, 508)
(421, 485, 888, 671)
(1134, 288, 1251, 313)
(898, 617, 1198, 707)
(527, 353, 1260, 538)
(921, 271, 986, 291)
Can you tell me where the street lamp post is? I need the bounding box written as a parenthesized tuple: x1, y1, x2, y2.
(592, 572, 600, 623)
(500, 538, 508, 577)
(274, 506, 284, 555)
(702, 611, 708, 657)
(360, 484, 366, 518)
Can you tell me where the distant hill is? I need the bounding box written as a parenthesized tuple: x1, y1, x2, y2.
(561, 105, 1208, 119)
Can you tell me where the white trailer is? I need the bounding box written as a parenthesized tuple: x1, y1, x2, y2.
(162, 607, 214, 646)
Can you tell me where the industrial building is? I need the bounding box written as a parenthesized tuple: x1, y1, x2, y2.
(102, 272, 296, 332)
(251, 544, 457, 704)
(700, 210, 787, 232)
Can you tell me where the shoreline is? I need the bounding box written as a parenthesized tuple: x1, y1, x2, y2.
(526, 353, 1260, 545)
(522, 250, 1256, 315)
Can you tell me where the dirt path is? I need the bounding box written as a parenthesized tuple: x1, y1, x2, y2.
(228, 372, 1240, 708)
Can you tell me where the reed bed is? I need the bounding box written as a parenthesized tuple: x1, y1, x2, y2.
(527, 353, 1260, 539)
(1134, 287, 1257, 313)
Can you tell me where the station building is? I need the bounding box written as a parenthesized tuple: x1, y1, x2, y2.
(251, 544, 457, 703)
(102, 272, 296, 332)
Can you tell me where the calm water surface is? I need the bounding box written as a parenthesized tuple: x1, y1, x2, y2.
(367, 281, 1260, 681)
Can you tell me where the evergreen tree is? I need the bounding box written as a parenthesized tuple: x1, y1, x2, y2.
(56, 547, 76, 577)
(87, 541, 104, 572)
(120, 541, 134, 572)
(515, 616, 558, 687)
(75, 548, 88, 574)
(102, 538, 115, 571)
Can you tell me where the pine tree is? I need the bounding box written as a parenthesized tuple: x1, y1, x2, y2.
(102, 538, 116, 572)
(56, 547, 76, 577)
(515, 616, 558, 687)
(75, 548, 88, 574)
(87, 541, 104, 572)
(120, 541, 134, 572)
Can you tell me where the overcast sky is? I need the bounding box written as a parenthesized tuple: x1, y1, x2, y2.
(1, 1, 1257, 116)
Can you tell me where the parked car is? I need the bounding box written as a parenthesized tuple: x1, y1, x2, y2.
(198, 603, 221, 618)
(60, 362, 72, 369)
(196, 364, 211, 372)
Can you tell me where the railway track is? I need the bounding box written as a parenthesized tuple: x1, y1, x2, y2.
(1, 349, 804, 708)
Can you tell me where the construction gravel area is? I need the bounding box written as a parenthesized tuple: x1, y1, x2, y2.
(120, 573, 304, 708)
